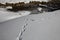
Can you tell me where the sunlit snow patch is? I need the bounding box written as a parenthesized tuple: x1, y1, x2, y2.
(6, 6, 12, 9)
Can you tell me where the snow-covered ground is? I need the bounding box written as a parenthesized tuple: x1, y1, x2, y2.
(0, 0, 60, 40)
(0, 7, 60, 40)
(21, 10, 60, 40)
(0, 8, 31, 40)
(0, 8, 30, 23)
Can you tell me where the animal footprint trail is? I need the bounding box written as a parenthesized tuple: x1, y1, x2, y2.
(19, 18, 29, 40)
(17, 16, 35, 40)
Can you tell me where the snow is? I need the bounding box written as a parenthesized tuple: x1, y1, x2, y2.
(0, 8, 31, 23)
(0, 0, 60, 40)
(0, 3, 60, 40)
(21, 10, 60, 40)
(6, 6, 12, 9)
(37, 8, 42, 11)
(0, 8, 60, 40)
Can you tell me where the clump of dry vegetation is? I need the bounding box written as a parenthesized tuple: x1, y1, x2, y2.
(0, 0, 60, 11)
(46, 0, 60, 9)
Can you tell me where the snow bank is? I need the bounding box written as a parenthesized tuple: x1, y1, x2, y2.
(0, 8, 31, 23)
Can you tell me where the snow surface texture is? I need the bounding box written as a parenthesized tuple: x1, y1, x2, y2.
(0, 9, 60, 40)
(0, 8, 31, 23)
(22, 10, 60, 40)
(0, 0, 60, 40)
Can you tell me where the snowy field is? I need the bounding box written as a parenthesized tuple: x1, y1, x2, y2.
(0, 8, 60, 40)
(0, 0, 60, 40)
(22, 10, 60, 40)
(0, 8, 31, 23)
